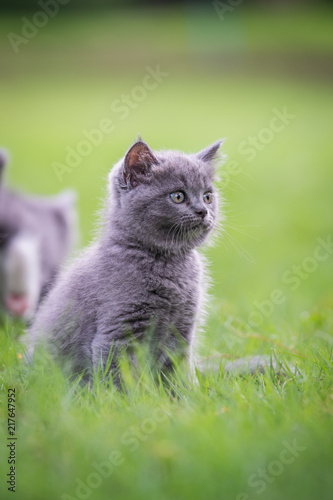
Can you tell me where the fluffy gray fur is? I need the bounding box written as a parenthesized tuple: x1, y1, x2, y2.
(199, 355, 292, 376)
(0, 149, 79, 319)
(27, 139, 224, 382)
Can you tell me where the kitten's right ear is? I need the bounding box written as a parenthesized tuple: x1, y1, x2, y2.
(122, 140, 158, 188)
(196, 139, 225, 163)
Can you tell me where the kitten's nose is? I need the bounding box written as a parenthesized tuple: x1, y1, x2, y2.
(195, 207, 208, 219)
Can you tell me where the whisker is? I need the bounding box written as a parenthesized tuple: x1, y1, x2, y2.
(222, 229, 255, 264)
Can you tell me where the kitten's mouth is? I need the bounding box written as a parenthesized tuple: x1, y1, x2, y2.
(187, 219, 211, 231)
(188, 223, 202, 232)
(5, 293, 29, 317)
(184, 220, 211, 240)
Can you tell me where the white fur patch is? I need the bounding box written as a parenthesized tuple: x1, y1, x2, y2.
(3, 233, 41, 319)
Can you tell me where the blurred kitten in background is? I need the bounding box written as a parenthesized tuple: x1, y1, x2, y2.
(0, 148, 7, 183)
(0, 149, 79, 321)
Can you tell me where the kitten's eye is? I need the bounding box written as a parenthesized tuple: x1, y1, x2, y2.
(203, 192, 213, 204)
(170, 191, 185, 204)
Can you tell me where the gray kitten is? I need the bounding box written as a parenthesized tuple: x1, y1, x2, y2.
(27, 139, 223, 381)
(0, 150, 79, 320)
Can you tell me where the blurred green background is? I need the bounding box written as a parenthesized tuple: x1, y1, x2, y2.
(0, 1, 333, 499)
(1, 0, 332, 342)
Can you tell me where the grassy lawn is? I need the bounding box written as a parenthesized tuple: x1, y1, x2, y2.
(0, 6, 332, 500)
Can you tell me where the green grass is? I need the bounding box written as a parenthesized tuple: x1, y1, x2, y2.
(0, 6, 333, 500)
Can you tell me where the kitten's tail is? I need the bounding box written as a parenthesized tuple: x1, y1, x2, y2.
(199, 354, 294, 377)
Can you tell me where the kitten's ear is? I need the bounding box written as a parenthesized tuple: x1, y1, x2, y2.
(123, 140, 158, 188)
(196, 139, 225, 163)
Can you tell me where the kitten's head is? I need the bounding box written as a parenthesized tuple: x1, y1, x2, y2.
(109, 139, 224, 254)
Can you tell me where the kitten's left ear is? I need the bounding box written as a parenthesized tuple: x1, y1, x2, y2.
(123, 140, 158, 188)
(196, 139, 225, 163)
